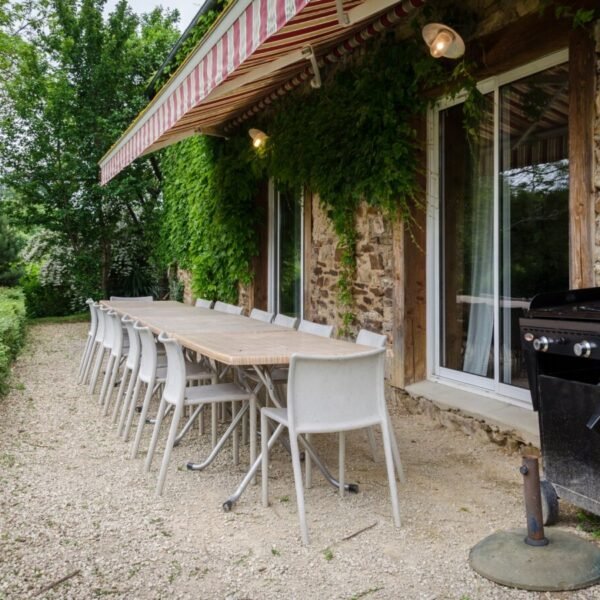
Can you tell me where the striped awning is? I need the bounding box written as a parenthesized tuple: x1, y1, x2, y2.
(99, 0, 425, 185)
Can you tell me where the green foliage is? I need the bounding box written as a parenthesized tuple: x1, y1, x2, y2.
(160, 135, 261, 302)
(0, 287, 26, 395)
(0, 210, 23, 286)
(20, 263, 72, 318)
(149, 0, 229, 94)
(0, 1, 180, 309)
(539, 1, 599, 28)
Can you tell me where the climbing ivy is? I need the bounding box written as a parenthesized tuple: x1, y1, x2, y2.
(160, 135, 262, 302)
(160, 33, 483, 326)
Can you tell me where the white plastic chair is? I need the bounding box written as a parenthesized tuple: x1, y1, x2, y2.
(273, 314, 299, 329)
(298, 319, 334, 338)
(146, 332, 256, 496)
(195, 298, 214, 309)
(113, 315, 142, 433)
(249, 308, 274, 323)
(126, 323, 213, 458)
(213, 301, 244, 315)
(98, 310, 129, 413)
(110, 296, 153, 301)
(82, 303, 104, 385)
(261, 349, 401, 544)
(78, 299, 98, 384)
(88, 306, 113, 395)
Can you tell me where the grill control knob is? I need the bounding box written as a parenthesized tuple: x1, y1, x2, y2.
(574, 340, 594, 358)
(533, 337, 550, 352)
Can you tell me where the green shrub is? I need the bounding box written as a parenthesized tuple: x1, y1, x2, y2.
(0, 287, 26, 395)
(20, 264, 72, 318)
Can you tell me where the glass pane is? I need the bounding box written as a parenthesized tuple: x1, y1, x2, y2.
(440, 95, 495, 378)
(278, 187, 302, 317)
(499, 63, 569, 387)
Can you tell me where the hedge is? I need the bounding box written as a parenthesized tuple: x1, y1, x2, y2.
(0, 287, 26, 395)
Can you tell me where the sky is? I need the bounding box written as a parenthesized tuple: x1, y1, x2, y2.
(104, 0, 207, 31)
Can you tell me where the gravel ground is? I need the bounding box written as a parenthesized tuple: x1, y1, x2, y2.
(1, 322, 599, 600)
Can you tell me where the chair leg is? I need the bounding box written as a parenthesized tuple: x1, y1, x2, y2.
(89, 347, 106, 395)
(144, 396, 167, 474)
(78, 336, 92, 383)
(98, 354, 115, 406)
(232, 401, 239, 466)
(131, 381, 155, 459)
(261, 411, 269, 507)
(305, 433, 312, 489)
(82, 341, 99, 385)
(339, 431, 345, 498)
(387, 415, 406, 484)
(121, 377, 142, 441)
(111, 367, 130, 425)
(102, 355, 120, 416)
(250, 394, 257, 485)
(155, 402, 184, 496)
(290, 434, 310, 545)
(211, 403, 217, 448)
(381, 419, 401, 528)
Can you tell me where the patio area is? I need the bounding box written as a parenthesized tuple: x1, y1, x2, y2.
(0, 321, 597, 600)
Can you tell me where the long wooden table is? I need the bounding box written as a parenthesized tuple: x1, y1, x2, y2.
(101, 300, 372, 509)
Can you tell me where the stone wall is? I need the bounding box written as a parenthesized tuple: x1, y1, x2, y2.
(177, 268, 194, 305)
(307, 197, 394, 342)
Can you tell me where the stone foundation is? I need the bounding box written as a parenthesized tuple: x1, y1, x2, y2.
(394, 388, 538, 454)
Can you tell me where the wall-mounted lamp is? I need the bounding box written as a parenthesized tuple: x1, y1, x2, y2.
(249, 128, 268, 148)
(422, 23, 465, 59)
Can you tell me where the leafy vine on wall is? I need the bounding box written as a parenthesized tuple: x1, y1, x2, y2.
(160, 33, 483, 326)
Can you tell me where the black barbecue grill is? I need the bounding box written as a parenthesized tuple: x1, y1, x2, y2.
(520, 287, 600, 522)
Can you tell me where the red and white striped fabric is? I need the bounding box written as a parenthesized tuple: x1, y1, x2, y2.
(99, 0, 425, 185)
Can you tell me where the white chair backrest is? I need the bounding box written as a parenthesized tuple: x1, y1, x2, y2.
(214, 301, 244, 315)
(100, 306, 114, 348)
(250, 308, 274, 323)
(108, 311, 124, 356)
(122, 315, 140, 370)
(195, 298, 214, 309)
(135, 321, 158, 383)
(287, 349, 386, 434)
(273, 314, 299, 329)
(356, 329, 387, 348)
(86, 299, 97, 335)
(93, 304, 104, 342)
(110, 296, 153, 301)
(298, 319, 334, 338)
(158, 332, 186, 405)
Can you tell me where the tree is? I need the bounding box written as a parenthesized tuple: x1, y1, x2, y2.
(0, 0, 180, 309)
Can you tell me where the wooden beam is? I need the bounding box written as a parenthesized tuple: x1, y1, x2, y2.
(303, 189, 313, 320)
(568, 25, 596, 289)
(390, 217, 405, 389)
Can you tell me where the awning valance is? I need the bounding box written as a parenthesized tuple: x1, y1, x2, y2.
(99, 0, 425, 185)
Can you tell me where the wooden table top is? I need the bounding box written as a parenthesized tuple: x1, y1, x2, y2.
(102, 300, 371, 365)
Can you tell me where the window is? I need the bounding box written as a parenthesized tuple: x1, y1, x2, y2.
(428, 51, 569, 406)
(268, 182, 304, 318)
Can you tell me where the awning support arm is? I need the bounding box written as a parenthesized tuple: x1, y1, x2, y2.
(336, 0, 350, 26)
(301, 46, 322, 89)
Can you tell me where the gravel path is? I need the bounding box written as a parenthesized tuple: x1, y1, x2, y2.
(1, 322, 599, 599)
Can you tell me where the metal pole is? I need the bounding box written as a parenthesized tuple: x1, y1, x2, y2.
(520, 455, 549, 547)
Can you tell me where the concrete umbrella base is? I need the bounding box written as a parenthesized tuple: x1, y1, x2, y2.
(470, 528, 600, 592)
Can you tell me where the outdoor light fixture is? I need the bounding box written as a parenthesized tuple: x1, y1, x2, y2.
(249, 128, 268, 148)
(422, 23, 465, 59)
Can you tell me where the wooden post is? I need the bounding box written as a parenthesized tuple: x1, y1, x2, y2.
(390, 218, 405, 389)
(568, 26, 596, 289)
(303, 189, 313, 320)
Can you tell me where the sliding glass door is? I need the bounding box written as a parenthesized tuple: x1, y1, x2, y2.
(432, 52, 569, 404)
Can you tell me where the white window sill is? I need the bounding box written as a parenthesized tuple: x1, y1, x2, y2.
(404, 380, 540, 447)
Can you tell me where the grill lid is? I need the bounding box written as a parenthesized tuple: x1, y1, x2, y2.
(527, 287, 600, 320)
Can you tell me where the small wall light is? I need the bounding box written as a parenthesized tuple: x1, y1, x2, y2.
(249, 128, 268, 148)
(422, 23, 465, 59)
